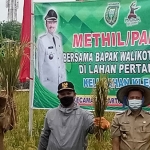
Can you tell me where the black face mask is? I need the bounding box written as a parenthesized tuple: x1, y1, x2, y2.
(60, 96, 74, 107)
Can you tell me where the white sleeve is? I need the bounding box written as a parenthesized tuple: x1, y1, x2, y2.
(37, 38, 45, 83)
(59, 36, 67, 81)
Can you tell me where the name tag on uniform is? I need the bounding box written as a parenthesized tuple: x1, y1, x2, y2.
(122, 121, 129, 124)
(48, 46, 53, 49)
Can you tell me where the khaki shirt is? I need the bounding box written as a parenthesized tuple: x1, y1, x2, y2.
(111, 109, 150, 150)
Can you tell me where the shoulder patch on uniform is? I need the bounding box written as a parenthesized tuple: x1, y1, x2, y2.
(54, 34, 60, 40)
(116, 111, 125, 115)
(145, 111, 150, 115)
(39, 33, 47, 39)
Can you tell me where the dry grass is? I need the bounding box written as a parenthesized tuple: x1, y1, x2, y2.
(4, 92, 114, 150)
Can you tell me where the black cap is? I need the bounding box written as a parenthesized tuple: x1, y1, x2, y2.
(58, 81, 75, 93)
(45, 9, 57, 21)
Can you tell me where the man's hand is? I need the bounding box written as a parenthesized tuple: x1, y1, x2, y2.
(94, 117, 110, 130)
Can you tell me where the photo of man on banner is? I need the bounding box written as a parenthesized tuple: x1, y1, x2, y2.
(36, 9, 66, 94)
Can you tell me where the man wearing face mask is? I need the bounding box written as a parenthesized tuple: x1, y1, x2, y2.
(111, 84, 150, 150)
(38, 81, 110, 150)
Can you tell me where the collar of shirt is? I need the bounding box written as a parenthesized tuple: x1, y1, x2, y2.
(127, 109, 145, 118)
(58, 102, 80, 114)
(47, 32, 55, 38)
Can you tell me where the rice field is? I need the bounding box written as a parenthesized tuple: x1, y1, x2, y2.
(4, 92, 115, 150)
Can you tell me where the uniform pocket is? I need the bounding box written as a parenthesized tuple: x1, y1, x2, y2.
(140, 125, 150, 132)
(120, 125, 130, 132)
(45, 48, 55, 60)
(120, 125, 130, 139)
(138, 125, 150, 141)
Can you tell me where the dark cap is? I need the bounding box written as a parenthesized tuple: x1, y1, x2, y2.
(58, 81, 75, 93)
(45, 9, 57, 21)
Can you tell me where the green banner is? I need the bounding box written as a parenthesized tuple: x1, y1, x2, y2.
(33, 0, 150, 111)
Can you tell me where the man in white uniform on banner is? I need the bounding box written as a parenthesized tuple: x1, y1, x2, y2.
(36, 9, 66, 94)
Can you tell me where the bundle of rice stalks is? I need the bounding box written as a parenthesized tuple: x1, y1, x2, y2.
(92, 74, 111, 141)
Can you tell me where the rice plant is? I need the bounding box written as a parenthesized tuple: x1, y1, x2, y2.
(0, 39, 29, 149)
(92, 74, 111, 141)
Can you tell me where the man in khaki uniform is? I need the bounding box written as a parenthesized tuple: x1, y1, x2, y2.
(111, 85, 150, 150)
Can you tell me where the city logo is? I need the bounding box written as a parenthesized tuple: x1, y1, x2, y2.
(124, 1, 141, 26)
(104, 2, 120, 27)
